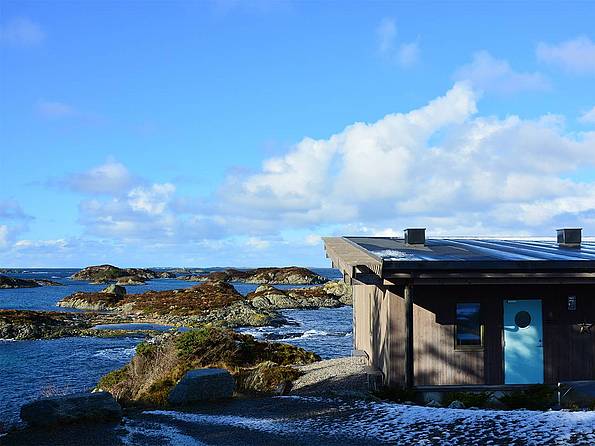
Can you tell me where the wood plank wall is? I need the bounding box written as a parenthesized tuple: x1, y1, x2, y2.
(544, 294, 595, 382)
(355, 283, 594, 387)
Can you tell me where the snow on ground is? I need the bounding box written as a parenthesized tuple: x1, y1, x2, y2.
(123, 396, 595, 446)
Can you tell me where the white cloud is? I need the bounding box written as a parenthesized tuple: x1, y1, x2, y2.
(304, 234, 321, 246)
(376, 18, 419, 68)
(397, 41, 420, 68)
(0, 17, 45, 46)
(454, 51, 549, 94)
(14, 239, 68, 249)
(36, 101, 76, 119)
(377, 18, 397, 54)
(579, 106, 595, 124)
(245, 237, 270, 250)
(224, 82, 595, 237)
(128, 183, 175, 215)
(537, 36, 595, 74)
(20, 82, 595, 266)
(61, 160, 136, 195)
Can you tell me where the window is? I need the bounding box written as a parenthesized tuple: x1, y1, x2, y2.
(455, 303, 483, 349)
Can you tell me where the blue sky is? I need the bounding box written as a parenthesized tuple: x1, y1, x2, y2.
(1, 0, 595, 267)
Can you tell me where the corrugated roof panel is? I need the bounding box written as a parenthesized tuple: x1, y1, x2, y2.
(344, 236, 595, 271)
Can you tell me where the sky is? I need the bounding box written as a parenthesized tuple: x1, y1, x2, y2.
(1, 0, 595, 268)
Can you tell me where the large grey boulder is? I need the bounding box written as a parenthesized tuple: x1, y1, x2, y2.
(20, 392, 122, 427)
(168, 368, 235, 405)
(101, 284, 126, 297)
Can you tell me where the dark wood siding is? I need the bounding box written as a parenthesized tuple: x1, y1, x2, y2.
(413, 290, 490, 385)
(356, 283, 594, 387)
(544, 293, 595, 382)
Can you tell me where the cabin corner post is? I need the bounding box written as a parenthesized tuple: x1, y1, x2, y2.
(404, 282, 414, 389)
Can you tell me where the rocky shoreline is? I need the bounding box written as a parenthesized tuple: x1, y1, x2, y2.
(67, 264, 327, 286)
(179, 266, 327, 285)
(1, 265, 354, 434)
(69, 265, 176, 284)
(55, 280, 350, 330)
(0, 266, 350, 341)
(0, 309, 172, 341)
(0, 275, 63, 289)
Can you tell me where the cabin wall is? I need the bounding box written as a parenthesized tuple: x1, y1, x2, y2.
(354, 283, 595, 387)
(543, 293, 595, 382)
(352, 284, 405, 386)
(412, 289, 503, 385)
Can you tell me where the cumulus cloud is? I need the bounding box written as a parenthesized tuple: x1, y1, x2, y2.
(18, 82, 595, 266)
(0, 17, 44, 46)
(376, 18, 420, 68)
(59, 160, 136, 195)
(128, 183, 176, 215)
(454, 51, 549, 94)
(537, 36, 595, 74)
(580, 106, 595, 124)
(245, 237, 270, 250)
(223, 82, 595, 237)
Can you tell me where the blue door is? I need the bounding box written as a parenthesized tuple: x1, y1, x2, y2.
(503, 299, 544, 384)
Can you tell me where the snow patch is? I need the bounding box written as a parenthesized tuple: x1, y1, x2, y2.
(141, 397, 595, 445)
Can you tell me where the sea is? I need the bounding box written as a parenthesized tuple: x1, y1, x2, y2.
(0, 267, 350, 430)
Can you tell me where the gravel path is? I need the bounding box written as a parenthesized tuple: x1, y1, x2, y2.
(290, 356, 370, 397)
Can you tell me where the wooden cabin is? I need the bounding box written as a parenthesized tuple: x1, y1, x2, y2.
(323, 228, 595, 389)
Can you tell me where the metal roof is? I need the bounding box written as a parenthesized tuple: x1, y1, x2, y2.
(345, 237, 595, 272)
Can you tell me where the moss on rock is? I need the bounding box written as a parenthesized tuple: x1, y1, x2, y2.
(97, 327, 319, 407)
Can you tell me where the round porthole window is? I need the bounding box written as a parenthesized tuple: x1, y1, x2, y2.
(515, 311, 531, 328)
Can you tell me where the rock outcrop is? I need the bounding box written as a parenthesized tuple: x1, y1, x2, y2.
(115, 276, 146, 285)
(70, 265, 175, 283)
(0, 310, 93, 340)
(102, 284, 126, 297)
(97, 327, 319, 406)
(180, 267, 327, 285)
(0, 275, 62, 288)
(58, 280, 351, 328)
(247, 280, 352, 310)
(20, 392, 122, 427)
(58, 280, 280, 327)
(168, 368, 235, 405)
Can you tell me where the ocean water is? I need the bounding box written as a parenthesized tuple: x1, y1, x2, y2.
(0, 267, 348, 430)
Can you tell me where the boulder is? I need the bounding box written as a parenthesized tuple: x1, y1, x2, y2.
(448, 400, 466, 409)
(101, 284, 126, 297)
(426, 400, 442, 408)
(115, 276, 145, 286)
(168, 368, 235, 405)
(20, 392, 122, 427)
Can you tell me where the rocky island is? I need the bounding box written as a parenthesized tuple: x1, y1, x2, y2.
(0, 275, 62, 289)
(69, 264, 175, 284)
(181, 266, 327, 285)
(57, 278, 351, 327)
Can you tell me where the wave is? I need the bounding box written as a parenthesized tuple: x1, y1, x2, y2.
(92, 346, 136, 361)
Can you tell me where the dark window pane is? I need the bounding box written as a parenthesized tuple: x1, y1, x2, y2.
(456, 303, 482, 347)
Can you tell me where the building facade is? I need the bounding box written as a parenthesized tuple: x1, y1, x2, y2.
(323, 229, 595, 389)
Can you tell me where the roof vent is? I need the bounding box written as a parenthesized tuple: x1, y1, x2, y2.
(557, 228, 582, 247)
(404, 228, 426, 245)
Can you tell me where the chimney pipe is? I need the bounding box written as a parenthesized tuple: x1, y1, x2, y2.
(557, 228, 582, 247)
(404, 228, 426, 245)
